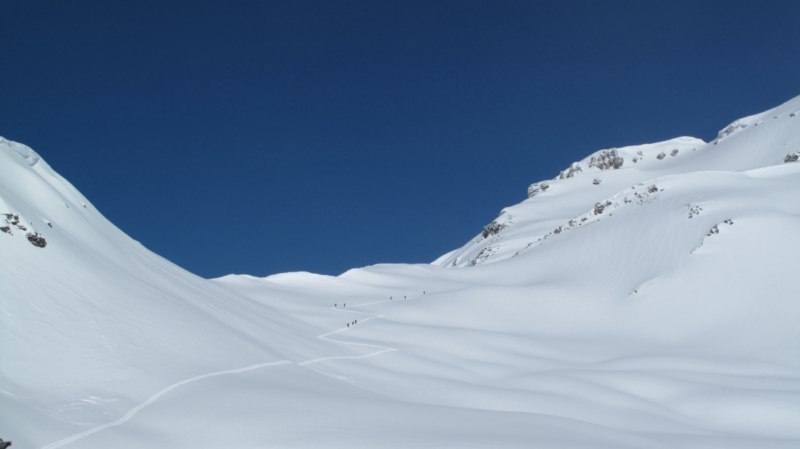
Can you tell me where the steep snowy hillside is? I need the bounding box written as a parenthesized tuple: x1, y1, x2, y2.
(0, 138, 362, 447)
(435, 96, 800, 268)
(3, 95, 800, 449)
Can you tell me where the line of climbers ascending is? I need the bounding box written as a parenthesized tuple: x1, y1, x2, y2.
(337, 291, 428, 328)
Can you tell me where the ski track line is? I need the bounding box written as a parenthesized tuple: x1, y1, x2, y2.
(39, 293, 427, 449)
(303, 293, 433, 367)
(39, 360, 292, 449)
(301, 311, 396, 366)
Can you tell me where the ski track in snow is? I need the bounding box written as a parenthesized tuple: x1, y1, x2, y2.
(300, 299, 398, 367)
(38, 294, 422, 449)
(38, 360, 292, 449)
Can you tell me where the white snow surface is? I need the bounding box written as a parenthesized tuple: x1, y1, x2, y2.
(2, 95, 800, 448)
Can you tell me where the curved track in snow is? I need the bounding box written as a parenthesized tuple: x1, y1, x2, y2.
(38, 296, 408, 449)
(40, 360, 293, 449)
(301, 301, 397, 367)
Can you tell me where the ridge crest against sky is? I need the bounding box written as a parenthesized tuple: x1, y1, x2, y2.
(2, 0, 799, 278)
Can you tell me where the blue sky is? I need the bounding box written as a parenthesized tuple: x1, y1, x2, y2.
(2, 1, 799, 278)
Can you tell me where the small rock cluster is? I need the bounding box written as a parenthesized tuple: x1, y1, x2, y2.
(27, 233, 47, 248)
(2, 212, 48, 248)
(527, 182, 550, 198)
(593, 201, 612, 215)
(706, 219, 734, 236)
(481, 221, 508, 239)
(692, 218, 736, 253)
(469, 246, 498, 266)
(588, 149, 624, 170)
(713, 120, 748, 144)
(558, 163, 583, 180)
(621, 185, 662, 206)
(3, 213, 27, 231)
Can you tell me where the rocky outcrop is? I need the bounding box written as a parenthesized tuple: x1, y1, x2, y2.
(588, 149, 624, 170)
(26, 232, 47, 248)
(527, 182, 549, 198)
(482, 221, 508, 238)
(2, 212, 47, 248)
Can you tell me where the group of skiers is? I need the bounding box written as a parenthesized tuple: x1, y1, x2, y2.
(337, 291, 428, 328)
(0, 438, 12, 448)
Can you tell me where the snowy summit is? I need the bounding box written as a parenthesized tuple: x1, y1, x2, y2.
(2, 95, 800, 448)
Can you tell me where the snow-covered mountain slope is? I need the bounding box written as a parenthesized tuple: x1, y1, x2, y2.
(435, 96, 800, 268)
(3, 95, 800, 449)
(219, 95, 800, 448)
(0, 138, 353, 446)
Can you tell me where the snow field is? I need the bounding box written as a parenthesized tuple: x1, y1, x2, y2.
(3, 94, 800, 448)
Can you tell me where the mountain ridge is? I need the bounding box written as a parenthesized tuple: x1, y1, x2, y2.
(435, 94, 800, 268)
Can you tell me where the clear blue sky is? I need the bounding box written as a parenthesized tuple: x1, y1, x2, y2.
(2, 1, 798, 278)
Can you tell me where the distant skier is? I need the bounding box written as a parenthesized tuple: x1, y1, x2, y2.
(347, 323, 350, 328)
(334, 304, 337, 308)
(404, 295, 406, 299)
(0, 438, 12, 448)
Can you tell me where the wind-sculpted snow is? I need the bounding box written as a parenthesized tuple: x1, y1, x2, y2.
(0, 136, 40, 166)
(3, 94, 800, 448)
